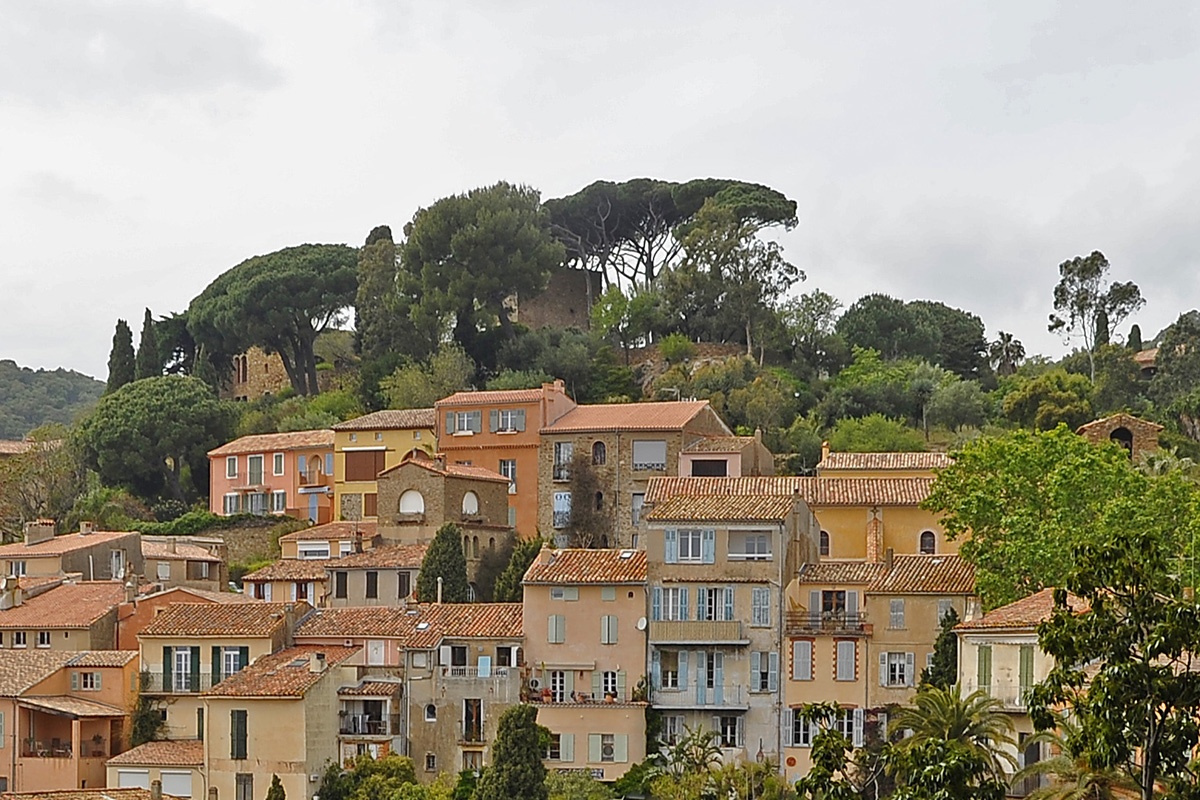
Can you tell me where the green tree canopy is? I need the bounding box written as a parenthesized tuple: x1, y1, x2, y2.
(75, 376, 236, 502)
(135, 308, 161, 381)
(380, 344, 475, 409)
(0, 360, 103, 440)
(828, 414, 926, 453)
(355, 225, 423, 364)
(1047, 250, 1144, 383)
(835, 294, 937, 362)
(0, 424, 84, 542)
(1001, 369, 1093, 431)
(1150, 311, 1200, 408)
(779, 289, 847, 378)
(188, 243, 359, 395)
(492, 537, 543, 603)
(266, 775, 285, 800)
(416, 522, 470, 603)
(907, 300, 989, 379)
(988, 331, 1025, 377)
(105, 319, 136, 394)
(920, 608, 959, 689)
(475, 704, 547, 800)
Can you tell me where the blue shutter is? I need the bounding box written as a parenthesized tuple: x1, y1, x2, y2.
(678, 650, 689, 690)
(298, 455, 307, 474)
(325, 453, 333, 474)
(651, 587, 662, 621)
(515, 409, 526, 431)
(713, 652, 724, 704)
(697, 587, 706, 620)
(445, 412, 456, 434)
(489, 410, 499, 432)
(664, 529, 678, 564)
(680, 587, 689, 621)
(651, 650, 662, 689)
(696, 651, 706, 704)
(701, 528, 715, 564)
(724, 586, 735, 621)
(750, 651, 761, 690)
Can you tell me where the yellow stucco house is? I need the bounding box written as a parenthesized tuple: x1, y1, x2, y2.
(332, 409, 436, 521)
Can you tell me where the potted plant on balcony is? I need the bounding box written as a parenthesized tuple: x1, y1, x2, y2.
(540, 686, 552, 703)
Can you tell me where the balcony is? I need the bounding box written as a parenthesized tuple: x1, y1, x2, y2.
(785, 611, 872, 636)
(553, 464, 571, 482)
(339, 713, 401, 737)
(299, 468, 327, 488)
(963, 683, 1031, 711)
(649, 620, 748, 645)
(633, 461, 667, 472)
(552, 511, 570, 529)
(142, 670, 218, 693)
(653, 684, 749, 710)
(442, 666, 512, 679)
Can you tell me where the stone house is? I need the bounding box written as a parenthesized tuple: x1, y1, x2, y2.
(0, 522, 143, 583)
(332, 410, 437, 522)
(277, 521, 379, 560)
(0, 578, 125, 652)
(538, 400, 743, 549)
(223, 347, 290, 403)
(140, 538, 225, 594)
(243, 559, 331, 605)
(207, 430, 335, 524)
(522, 548, 649, 781)
(324, 545, 427, 608)
(1077, 412, 1163, 458)
(434, 383, 577, 537)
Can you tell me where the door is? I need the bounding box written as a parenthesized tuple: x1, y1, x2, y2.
(308, 494, 319, 523)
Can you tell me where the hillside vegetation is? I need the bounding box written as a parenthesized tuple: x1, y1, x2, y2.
(0, 359, 104, 440)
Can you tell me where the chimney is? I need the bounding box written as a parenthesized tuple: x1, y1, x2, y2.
(24, 519, 56, 546)
(151, 780, 163, 800)
(885, 547, 894, 573)
(0, 575, 23, 610)
(125, 579, 136, 603)
(310, 652, 327, 673)
(866, 508, 884, 563)
(820, 440, 830, 463)
(167, 538, 176, 554)
(754, 427, 763, 443)
(436, 576, 443, 605)
(79, 520, 96, 536)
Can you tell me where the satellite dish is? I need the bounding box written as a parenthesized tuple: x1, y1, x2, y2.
(636, 617, 648, 631)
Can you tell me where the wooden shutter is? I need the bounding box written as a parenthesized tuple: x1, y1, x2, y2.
(878, 651, 888, 686)
(905, 652, 915, 687)
(162, 646, 172, 690)
(664, 529, 678, 563)
(489, 410, 499, 432)
(212, 646, 222, 684)
(71, 672, 79, 691)
(364, 493, 378, 517)
(724, 586, 735, 621)
(1019, 644, 1034, 699)
(588, 733, 601, 763)
(809, 590, 821, 624)
(678, 650, 689, 690)
(651, 587, 662, 621)
(701, 528, 715, 564)
(852, 708, 864, 748)
(238, 647, 249, 672)
(617, 671, 626, 699)
(614, 734, 628, 763)
(751, 651, 761, 690)
(978, 645, 992, 692)
(515, 409, 526, 431)
(189, 647, 200, 692)
(445, 412, 456, 434)
(679, 587, 689, 621)
(846, 590, 859, 618)
(651, 650, 662, 689)
(592, 671, 602, 697)
(768, 652, 779, 692)
(560, 733, 574, 762)
(793, 640, 812, 681)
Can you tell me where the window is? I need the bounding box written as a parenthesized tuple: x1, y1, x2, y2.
(366, 571, 378, 599)
(548, 614, 566, 643)
(730, 531, 772, 560)
(230, 710, 248, 759)
(792, 708, 815, 747)
(398, 490, 424, 513)
(600, 733, 616, 762)
(273, 453, 284, 475)
(819, 530, 830, 557)
(601, 615, 618, 645)
(881, 651, 914, 687)
(751, 587, 771, 627)
(37, 631, 50, 648)
(398, 571, 411, 599)
(375, 432, 383, 441)
(424, 704, 436, 722)
(553, 442, 573, 481)
(550, 670, 566, 702)
(632, 440, 667, 470)
(235, 774, 252, 800)
(245, 492, 267, 515)
(462, 491, 479, 516)
(545, 733, 562, 760)
(938, 598, 954, 622)
(655, 587, 688, 621)
(662, 715, 685, 745)
(631, 493, 645, 526)
(920, 530, 936, 555)
(363, 493, 378, 517)
(751, 651, 778, 692)
(14, 632, 26, 648)
(717, 716, 742, 748)
(298, 454, 307, 476)
(345, 450, 386, 482)
(496, 408, 524, 431)
(157, 561, 171, 581)
(463, 698, 483, 742)
(174, 648, 192, 691)
(836, 640, 856, 681)
(451, 410, 482, 434)
(226, 456, 237, 478)
(271, 490, 287, 513)
(332, 571, 347, 599)
(298, 543, 330, 560)
(222, 494, 240, 515)
(425, 753, 436, 772)
(890, 599, 906, 629)
(247, 455, 264, 485)
(792, 640, 813, 681)
(690, 458, 728, 477)
(499, 459, 517, 493)
(552, 492, 571, 528)
(223, 647, 243, 677)
(79, 671, 99, 690)
(602, 670, 618, 696)
(679, 528, 703, 561)
(659, 651, 681, 689)
(592, 441, 606, 465)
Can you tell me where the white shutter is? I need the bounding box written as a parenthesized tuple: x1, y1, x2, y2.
(879, 651, 888, 686)
(809, 590, 821, 623)
(793, 640, 812, 681)
(905, 652, 915, 687)
(751, 651, 761, 690)
(439, 645, 452, 665)
(846, 590, 859, 618)
(852, 708, 864, 748)
(161, 771, 193, 798)
(560, 733, 574, 762)
(588, 733, 601, 763)
(614, 733, 628, 763)
(768, 652, 779, 693)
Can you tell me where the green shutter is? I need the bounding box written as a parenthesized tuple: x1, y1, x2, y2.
(489, 410, 499, 432)
(231, 710, 247, 759)
(239, 647, 250, 672)
(614, 734, 628, 763)
(212, 646, 222, 685)
(162, 646, 172, 690)
(71, 672, 79, 691)
(588, 733, 601, 763)
(190, 647, 201, 692)
(977, 645, 992, 693)
(1019, 644, 1034, 699)
(95, 672, 101, 690)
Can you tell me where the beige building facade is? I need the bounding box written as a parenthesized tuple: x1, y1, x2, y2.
(333, 410, 437, 521)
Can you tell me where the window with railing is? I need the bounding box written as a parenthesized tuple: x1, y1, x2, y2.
(247, 455, 264, 485)
(632, 440, 667, 471)
(552, 492, 571, 529)
(553, 443, 573, 481)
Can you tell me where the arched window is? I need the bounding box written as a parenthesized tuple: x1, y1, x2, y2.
(472, 536, 480, 558)
(489, 537, 495, 550)
(463, 535, 470, 555)
(919, 531, 936, 555)
(592, 441, 606, 465)
(595, 491, 604, 511)
(462, 491, 479, 516)
(399, 490, 425, 514)
(600, 535, 609, 548)
(1110, 427, 1134, 457)
(424, 704, 436, 722)
(819, 530, 830, 557)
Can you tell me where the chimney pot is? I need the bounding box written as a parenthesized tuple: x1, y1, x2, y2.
(79, 520, 95, 536)
(151, 779, 163, 800)
(310, 652, 326, 673)
(820, 440, 830, 463)
(436, 576, 443, 605)
(24, 520, 56, 546)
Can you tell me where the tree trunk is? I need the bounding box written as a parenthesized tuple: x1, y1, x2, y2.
(745, 321, 754, 357)
(496, 300, 517, 340)
(165, 457, 184, 501)
(276, 347, 307, 396)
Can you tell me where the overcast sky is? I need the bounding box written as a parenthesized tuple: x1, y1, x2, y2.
(4, 1, 1199, 380)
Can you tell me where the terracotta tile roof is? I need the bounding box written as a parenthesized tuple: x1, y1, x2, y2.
(332, 544, 427, 570)
(644, 476, 933, 507)
(523, 548, 647, 585)
(0, 530, 137, 558)
(682, 435, 757, 454)
(957, 588, 1088, 631)
(0, 440, 61, 456)
(295, 606, 421, 639)
(142, 541, 222, 562)
(543, 400, 723, 433)
(646, 494, 795, 523)
(21, 695, 125, 717)
(106, 739, 204, 766)
(0, 582, 124, 629)
(332, 409, 435, 431)
(0, 651, 77, 695)
(380, 456, 509, 483)
(279, 521, 377, 542)
(140, 602, 299, 638)
(243, 559, 332, 582)
(339, 680, 402, 697)
(151, 587, 258, 604)
(437, 389, 546, 407)
(207, 429, 333, 456)
(1076, 412, 1164, 434)
(3, 790, 186, 800)
(70, 651, 138, 668)
(797, 561, 885, 586)
(869, 555, 975, 595)
(1133, 348, 1159, 366)
(17, 576, 63, 592)
(203, 644, 358, 698)
(406, 603, 524, 649)
(817, 452, 953, 472)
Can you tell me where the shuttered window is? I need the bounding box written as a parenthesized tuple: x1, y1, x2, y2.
(344, 450, 386, 482)
(230, 710, 248, 759)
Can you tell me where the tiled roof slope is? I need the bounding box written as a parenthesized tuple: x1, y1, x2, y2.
(203, 645, 358, 697)
(339, 680, 402, 696)
(243, 559, 332, 582)
(106, 739, 204, 766)
(140, 602, 299, 637)
(407, 603, 524, 648)
(645, 476, 933, 507)
(279, 521, 377, 542)
(380, 457, 509, 483)
(798, 556, 974, 595)
(957, 588, 1088, 631)
(543, 400, 718, 433)
(333, 544, 427, 570)
(646, 494, 795, 523)
(437, 389, 546, 406)
(22, 696, 124, 717)
(0, 582, 125, 629)
(142, 541, 222, 562)
(296, 607, 423, 639)
(797, 562, 884, 586)
(332, 409, 435, 431)
(207, 429, 333, 456)
(681, 435, 757, 454)
(523, 548, 647, 585)
(71, 651, 138, 667)
(1076, 412, 1164, 434)
(0, 530, 135, 558)
(0, 651, 77, 695)
(818, 452, 953, 471)
(3, 790, 186, 800)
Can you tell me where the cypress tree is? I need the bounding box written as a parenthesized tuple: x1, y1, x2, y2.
(475, 704, 547, 800)
(416, 522, 471, 603)
(265, 774, 286, 800)
(135, 308, 161, 380)
(492, 538, 544, 603)
(105, 319, 136, 394)
(920, 607, 959, 689)
(1129, 324, 1143, 352)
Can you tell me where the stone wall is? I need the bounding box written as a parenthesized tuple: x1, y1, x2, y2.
(513, 268, 603, 331)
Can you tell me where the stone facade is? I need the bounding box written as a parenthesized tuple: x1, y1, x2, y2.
(223, 346, 291, 402)
(375, 458, 510, 546)
(512, 269, 603, 331)
(1077, 412, 1162, 458)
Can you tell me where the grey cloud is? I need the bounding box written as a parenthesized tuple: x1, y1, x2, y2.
(19, 172, 105, 210)
(0, 1, 281, 106)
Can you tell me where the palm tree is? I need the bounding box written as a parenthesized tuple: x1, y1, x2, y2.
(891, 683, 1017, 776)
(1012, 716, 1137, 800)
(990, 331, 1026, 376)
(655, 724, 722, 778)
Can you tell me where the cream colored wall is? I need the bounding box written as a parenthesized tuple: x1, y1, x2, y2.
(326, 568, 414, 608)
(958, 631, 1049, 771)
(6, 555, 63, 576)
(865, 594, 969, 708)
(1, 626, 105, 652)
(105, 765, 204, 798)
(205, 696, 310, 800)
(813, 505, 954, 559)
(334, 427, 435, 519)
(535, 703, 646, 780)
